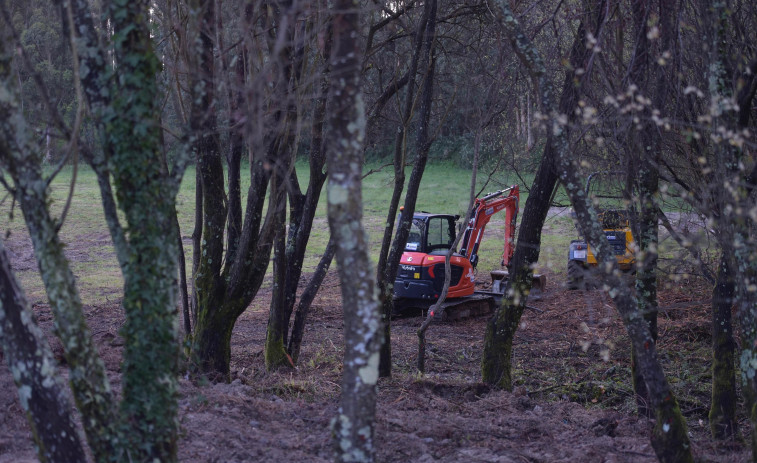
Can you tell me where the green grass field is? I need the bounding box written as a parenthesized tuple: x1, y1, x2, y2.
(1, 160, 587, 305)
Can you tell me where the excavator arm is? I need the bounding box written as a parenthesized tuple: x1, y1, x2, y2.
(459, 186, 519, 269)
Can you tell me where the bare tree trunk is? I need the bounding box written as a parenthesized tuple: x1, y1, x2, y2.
(177, 218, 191, 335)
(526, 92, 533, 150)
(481, 0, 602, 390)
(516, 96, 523, 137)
(373, 0, 432, 369)
(191, 161, 203, 327)
(377, 0, 437, 378)
(288, 238, 336, 363)
(281, 19, 332, 364)
(106, 2, 183, 459)
(701, 1, 757, 453)
(0, 18, 119, 460)
(709, 255, 738, 438)
(186, 0, 278, 380)
(327, 2, 382, 461)
(485, 2, 692, 461)
(0, 240, 86, 463)
(418, 130, 481, 372)
(265, 170, 294, 369)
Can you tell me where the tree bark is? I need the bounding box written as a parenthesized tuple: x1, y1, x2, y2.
(280, 20, 332, 364)
(0, 241, 86, 463)
(186, 0, 277, 380)
(262, 2, 312, 369)
(327, 2, 383, 461)
(626, 0, 664, 419)
(106, 1, 182, 459)
(377, 0, 437, 378)
(288, 238, 337, 363)
(700, 1, 757, 453)
(709, 255, 738, 439)
(0, 20, 119, 460)
(481, 0, 602, 390)
(485, 2, 693, 461)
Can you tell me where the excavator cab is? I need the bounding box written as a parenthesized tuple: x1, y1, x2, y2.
(395, 213, 472, 306)
(404, 214, 458, 254)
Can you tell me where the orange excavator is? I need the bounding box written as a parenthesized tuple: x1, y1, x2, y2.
(393, 186, 544, 320)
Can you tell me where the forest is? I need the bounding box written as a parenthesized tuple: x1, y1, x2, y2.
(0, 0, 756, 462)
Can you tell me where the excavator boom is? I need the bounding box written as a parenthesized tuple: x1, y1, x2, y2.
(459, 186, 519, 269)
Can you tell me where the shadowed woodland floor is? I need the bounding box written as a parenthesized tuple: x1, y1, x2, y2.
(0, 227, 750, 463)
(0, 237, 751, 462)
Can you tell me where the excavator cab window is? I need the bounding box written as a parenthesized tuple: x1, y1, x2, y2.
(404, 215, 456, 253)
(426, 216, 455, 252)
(405, 220, 423, 252)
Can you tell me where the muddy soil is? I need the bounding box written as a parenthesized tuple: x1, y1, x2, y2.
(0, 262, 750, 462)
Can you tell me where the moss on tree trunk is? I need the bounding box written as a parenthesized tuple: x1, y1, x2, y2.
(709, 256, 738, 439)
(0, 242, 87, 463)
(191, 302, 240, 380)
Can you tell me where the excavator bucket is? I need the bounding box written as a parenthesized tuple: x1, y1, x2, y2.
(490, 270, 547, 298)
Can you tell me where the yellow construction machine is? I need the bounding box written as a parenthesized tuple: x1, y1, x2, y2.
(567, 172, 636, 289)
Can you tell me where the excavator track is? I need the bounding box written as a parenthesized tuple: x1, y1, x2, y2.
(392, 271, 546, 322)
(433, 294, 495, 322)
(393, 294, 495, 322)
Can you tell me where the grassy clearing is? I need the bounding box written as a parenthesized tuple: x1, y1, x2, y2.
(2, 159, 689, 302)
(1, 161, 550, 301)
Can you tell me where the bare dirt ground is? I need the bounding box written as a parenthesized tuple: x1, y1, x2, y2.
(0, 238, 751, 462)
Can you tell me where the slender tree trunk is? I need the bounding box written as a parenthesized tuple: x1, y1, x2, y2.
(709, 255, 738, 438)
(260, 2, 326, 370)
(378, 0, 437, 377)
(0, 23, 119, 460)
(627, 0, 670, 418)
(177, 217, 191, 335)
(0, 241, 86, 463)
(481, 0, 602, 390)
(486, 2, 692, 461)
(283, 34, 332, 361)
(374, 4, 430, 377)
(265, 172, 294, 369)
(526, 93, 533, 150)
(191, 160, 203, 327)
(419, 130, 481, 372)
(288, 238, 337, 363)
(700, 1, 757, 454)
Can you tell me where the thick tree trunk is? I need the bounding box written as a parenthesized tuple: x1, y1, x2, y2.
(191, 162, 275, 380)
(107, 2, 182, 459)
(187, 0, 276, 380)
(0, 241, 86, 463)
(327, 2, 383, 461)
(191, 305, 239, 379)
